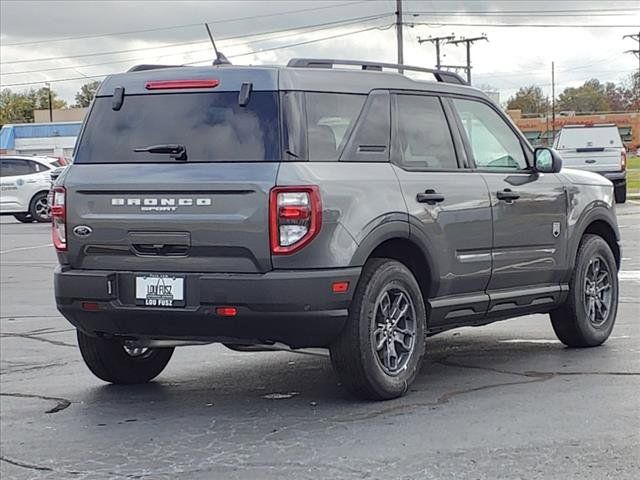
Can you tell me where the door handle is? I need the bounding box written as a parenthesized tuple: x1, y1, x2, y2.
(496, 189, 520, 202)
(416, 189, 445, 204)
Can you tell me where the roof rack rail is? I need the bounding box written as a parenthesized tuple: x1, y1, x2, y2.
(286, 58, 467, 85)
(127, 64, 185, 72)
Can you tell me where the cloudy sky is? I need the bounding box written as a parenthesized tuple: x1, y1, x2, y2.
(1, 0, 639, 104)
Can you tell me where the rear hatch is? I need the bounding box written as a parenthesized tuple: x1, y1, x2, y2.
(554, 125, 623, 173)
(63, 78, 281, 273)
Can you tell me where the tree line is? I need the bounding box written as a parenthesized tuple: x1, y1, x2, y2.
(0, 81, 100, 125)
(507, 72, 640, 115)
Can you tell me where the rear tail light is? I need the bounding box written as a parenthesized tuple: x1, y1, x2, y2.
(270, 186, 322, 254)
(621, 150, 627, 171)
(51, 186, 67, 251)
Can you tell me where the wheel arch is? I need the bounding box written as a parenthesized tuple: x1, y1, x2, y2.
(570, 207, 621, 272)
(350, 221, 438, 303)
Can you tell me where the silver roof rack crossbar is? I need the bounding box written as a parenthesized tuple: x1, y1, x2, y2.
(286, 58, 467, 85)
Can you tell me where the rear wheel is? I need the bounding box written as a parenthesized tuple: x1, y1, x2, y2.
(13, 213, 34, 223)
(614, 184, 626, 204)
(77, 330, 174, 384)
(550, 234, 618, 347)
(330, 259, 426, 400)
(29, 191, 51, 223)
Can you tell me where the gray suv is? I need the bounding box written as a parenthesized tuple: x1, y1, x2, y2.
(53, 59, 621, 400)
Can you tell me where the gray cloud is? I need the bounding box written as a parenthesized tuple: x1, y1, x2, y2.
(1, 0, 638, 103)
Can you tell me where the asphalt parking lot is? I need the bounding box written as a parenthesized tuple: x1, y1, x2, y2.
(1, 203, 639, 480)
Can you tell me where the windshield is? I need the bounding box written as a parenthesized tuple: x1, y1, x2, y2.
(74, 91, 281, 163)
(555, 126, 622, 149)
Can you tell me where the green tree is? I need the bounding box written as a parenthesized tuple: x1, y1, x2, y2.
(556, 79, 609, 113)
(73, 81, 101, 108)
(0, 87, 67, 125)
(506, 85, 549, 115)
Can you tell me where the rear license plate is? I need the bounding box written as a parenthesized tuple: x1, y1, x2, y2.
(135, 275, 185, 307)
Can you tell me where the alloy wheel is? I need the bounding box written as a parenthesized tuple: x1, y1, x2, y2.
(583, 256, 612, 328)
(372, 286, 417, 376)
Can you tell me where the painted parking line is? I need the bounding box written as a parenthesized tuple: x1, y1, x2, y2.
(0, 243, 53, 255)
(619, 270, 640, 281)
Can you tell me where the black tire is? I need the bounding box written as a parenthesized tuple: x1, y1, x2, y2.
(330, 258, 426, 400)
(550, 234, 618, 347)
(77, 330, 174, 384)
(13, 213, 34, 223)
(29, 191, 51, 223)
(614, 184, 626, 204)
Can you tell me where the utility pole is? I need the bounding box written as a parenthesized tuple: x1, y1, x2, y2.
(45, 82, 53, 122)
(623, 32, 640, 79)
(551, 61, 556, 141)
(417, 35, 455, 70)
(396, 0, 403, 72)
(448, 35, 488, 84)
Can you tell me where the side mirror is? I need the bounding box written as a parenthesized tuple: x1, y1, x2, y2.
(534, 147, 562, 173)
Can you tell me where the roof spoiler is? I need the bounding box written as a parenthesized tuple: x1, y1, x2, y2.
(127, 64, 185, 72)
(286, 58, 467, 85)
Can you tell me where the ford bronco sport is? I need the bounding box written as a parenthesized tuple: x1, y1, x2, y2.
(53, 59, 621, 400)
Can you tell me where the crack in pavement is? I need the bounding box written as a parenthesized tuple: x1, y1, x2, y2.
(0, 362, 68, 375)
(0, 456, 54, 472)
(335, 355, 639, 422)
(0, 332, 75, 347)
(0, 392, 71, 414)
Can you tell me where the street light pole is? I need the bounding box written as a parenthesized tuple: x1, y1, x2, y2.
(45, 82, 53, 122)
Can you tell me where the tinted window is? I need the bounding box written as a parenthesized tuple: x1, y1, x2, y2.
(340, 91, 390, 162)
(29, 160, 50, 172)
(453, 98, 527, 170)
(0, 159, 35, 177)
(75, 92, 280, 163)
(305, 93, 365, 161)
(394, 95, 457, 170)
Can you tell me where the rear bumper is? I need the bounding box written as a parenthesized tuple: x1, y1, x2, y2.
(600, 171, 626, 185)
(55, 266, 361, 348)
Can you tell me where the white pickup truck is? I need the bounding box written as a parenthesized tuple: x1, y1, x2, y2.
(554, 124, 627, 203)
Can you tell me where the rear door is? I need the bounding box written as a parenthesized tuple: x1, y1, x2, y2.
(0, 158, 48, 212)
(555, 126, 623, 172)
(65, 88, 281, 273)
(450, 96, 568, 306)
(391, 93, 493, 325)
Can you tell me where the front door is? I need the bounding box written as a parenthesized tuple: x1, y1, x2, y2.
(391, 93, 493, 326)
(450, 97, 568, 303)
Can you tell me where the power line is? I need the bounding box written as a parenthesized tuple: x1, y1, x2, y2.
(407, 21, 640, 28)
(1, 0, 370, 47)
(1, 14, 392, 75)
(1, 13, 390, 66)
(406, 8, 640, 15)
(0, 23, 393, 87)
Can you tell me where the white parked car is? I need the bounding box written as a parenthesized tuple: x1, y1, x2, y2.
(0, 155, 66, 222)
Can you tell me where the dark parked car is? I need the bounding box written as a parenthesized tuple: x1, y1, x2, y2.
(53, 59, 621, 400)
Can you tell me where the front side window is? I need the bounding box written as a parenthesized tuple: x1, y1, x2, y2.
(393, 94, 458, 170)
(453, 98, 527, 170)
(305, 93, 365, 161)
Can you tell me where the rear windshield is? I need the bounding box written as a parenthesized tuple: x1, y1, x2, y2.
(74, 91, 280, 163)
(555, 126, 622, 149)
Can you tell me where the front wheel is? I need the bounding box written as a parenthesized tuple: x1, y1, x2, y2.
(550, 234, 618, 347)
(77, 330, 174, 384)
(330, 258, 426, 400)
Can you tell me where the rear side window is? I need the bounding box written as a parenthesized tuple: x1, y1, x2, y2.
(75, 92, 280, 163)
(393, 94, 458, 170)
(305, 93, 365, 161)
(0, 159, 37, 176)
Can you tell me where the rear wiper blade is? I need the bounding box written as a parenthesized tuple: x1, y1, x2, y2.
(133, 144, 187, 161)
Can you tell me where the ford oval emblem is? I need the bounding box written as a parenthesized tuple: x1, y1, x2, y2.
(73, 225, 93, 238)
